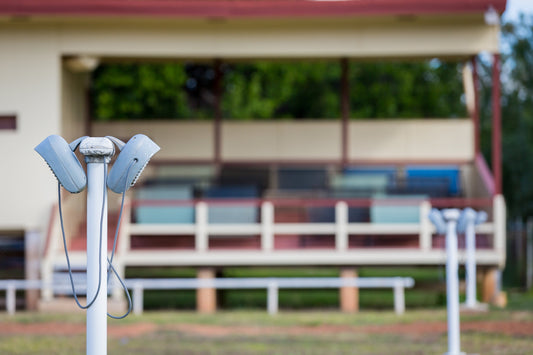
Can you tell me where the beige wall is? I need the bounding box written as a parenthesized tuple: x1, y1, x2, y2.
(349, 119, 474, 162)
(222, 121, 340, 161)
(93, 119, 474, 163)
(0, 26, 61, 232)
(54, 16, 499, 59)
(92, 121, 214, 161)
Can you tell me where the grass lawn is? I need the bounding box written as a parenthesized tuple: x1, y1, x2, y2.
(1, 305, 533, 355)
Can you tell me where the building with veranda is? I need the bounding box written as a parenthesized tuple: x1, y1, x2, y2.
(0, 0, 507, 312)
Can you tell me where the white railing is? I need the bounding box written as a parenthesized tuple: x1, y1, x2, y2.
(125, 277, 414, 316)
(0, 277, 414, 316)
(0, 280, 83, 315)
(128, 199, 498, 254)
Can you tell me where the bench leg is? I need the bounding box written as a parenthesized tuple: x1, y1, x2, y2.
(393, 281, 405, 315)
(7, 284, 16, 315)
(133, 283, 144, 315)
(267, 282, 278, 315)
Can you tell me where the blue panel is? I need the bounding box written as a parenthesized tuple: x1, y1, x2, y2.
(343, 166, 397, 179)
(325, 190, 370, 222)
(405, 166, 460, 195)
(205, 186, 258, 198)
(335, 166, 397, 197)
(306, 206, 369, 223)
(205, 186, 258, 224)
(135, 186, 194, 224)
(208, 206, 258, 224)
(278, 169, 328, 190)
(370, 195, 426, 224)
(348, 207, 370, 223)
(331, 174, 389, 194)
(371, 205, 420, 223)
(307, 207, 335, 223)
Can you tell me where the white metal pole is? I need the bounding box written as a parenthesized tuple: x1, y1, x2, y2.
(460, 208, 487, 310)
(86, 160, 107, 355)
(80, 138, 114, 355)
(465, 220, 477, 308)
(442, 209, 463, 355)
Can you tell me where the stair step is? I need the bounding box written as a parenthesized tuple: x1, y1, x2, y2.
(69, 212, 121, 251)
(69, 236, 117, 252)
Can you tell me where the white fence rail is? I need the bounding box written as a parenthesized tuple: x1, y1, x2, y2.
(0, 277, 414, 316)
(0, 280, 85, 315)
(125, 277, 415, 316)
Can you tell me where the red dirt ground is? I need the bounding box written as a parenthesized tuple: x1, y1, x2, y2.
(169, 321, 533, 338)
(1, 320, 533, 338)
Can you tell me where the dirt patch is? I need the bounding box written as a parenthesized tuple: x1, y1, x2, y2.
(168, 321, 533, 338)
(461, 321, 533, 337)
(109, 322, 158, 338)
(0, 322, 86, 336)
(2, 320, 533, 339)
(0, 322, 157, 339)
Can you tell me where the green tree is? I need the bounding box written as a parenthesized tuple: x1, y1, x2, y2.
(91, 63, 195, 120)
(92, 59, 465, 121)
(222, 61, 341, 119)
(349, 61, 465, 119)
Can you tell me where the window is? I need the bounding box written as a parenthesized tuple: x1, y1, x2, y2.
(0, 114, 16, 130)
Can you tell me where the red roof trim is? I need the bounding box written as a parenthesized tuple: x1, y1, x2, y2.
(0, 0, 507, 19)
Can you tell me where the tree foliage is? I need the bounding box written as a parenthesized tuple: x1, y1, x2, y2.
(221, 61, 341, 119)
(349, 61, 465, 118)
(91, 59, 465, 121)
(91, 63, 212, 120)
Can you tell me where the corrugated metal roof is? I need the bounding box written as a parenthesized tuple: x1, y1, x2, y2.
(0, 0, 507, 18)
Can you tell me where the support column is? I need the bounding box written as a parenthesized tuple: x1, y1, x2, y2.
(481, 267, 502, 305)
(85, 87, 93, 136)
(339, 268, 358, 313)
(213, 59, 223, 168)
(196, 268, 217, 313)
(24, 230, 40, 311)
(492, 53, 502, 195)
(471, 56, 481, 156)
(341, 58, 349, 167)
